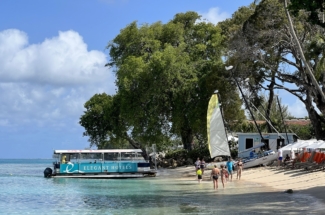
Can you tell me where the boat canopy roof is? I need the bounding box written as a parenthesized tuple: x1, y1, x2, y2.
(54, 149, 143, 154)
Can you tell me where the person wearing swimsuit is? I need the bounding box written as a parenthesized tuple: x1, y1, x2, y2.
(210, 165, 220, 189)
(220, 165, 228, 188)
(236, 159, 243, 180)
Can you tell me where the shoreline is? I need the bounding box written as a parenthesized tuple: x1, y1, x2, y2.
(242, 166, 325, 203)
(156, 165, 325, 204)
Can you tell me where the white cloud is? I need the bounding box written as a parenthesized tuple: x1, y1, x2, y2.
(0, 29, 109, 86)
(199, 7, 230, 24)
(0, 29, 115, 129)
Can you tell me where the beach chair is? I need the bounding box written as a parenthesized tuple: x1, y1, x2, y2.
(305, 152, 325, 171)
(294, 151, 315, 169)
(305, 159, 325, 171)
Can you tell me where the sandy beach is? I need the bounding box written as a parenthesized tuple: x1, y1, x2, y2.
(158, 164, 325, 204)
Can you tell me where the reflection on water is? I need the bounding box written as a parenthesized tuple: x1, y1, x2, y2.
(0, 160, 324, 214)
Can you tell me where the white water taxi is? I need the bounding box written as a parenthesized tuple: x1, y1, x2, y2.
(44, 149, 156, 178)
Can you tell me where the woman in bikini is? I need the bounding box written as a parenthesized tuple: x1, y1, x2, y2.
(236, 159, 243, 180)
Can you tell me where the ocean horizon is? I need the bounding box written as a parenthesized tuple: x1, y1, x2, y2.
(0, 159, 324, 214)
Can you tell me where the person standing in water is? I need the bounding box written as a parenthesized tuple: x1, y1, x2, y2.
(200, 158, 206, 175)
(195, 158, 201, 171)
(236, 159, 243, 180)
(210, 165, 220, 189)
(196, 167, 202, 183)
(226, 158, 234, 181)
(220, 165, 228, 188)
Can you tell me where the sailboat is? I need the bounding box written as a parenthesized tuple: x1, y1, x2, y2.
(207, 93, 278, 168)
(207, 93, 231, 158)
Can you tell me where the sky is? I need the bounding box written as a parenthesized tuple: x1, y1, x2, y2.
(0, 0, 308, 159)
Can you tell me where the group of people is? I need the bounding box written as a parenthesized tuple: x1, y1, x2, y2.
(278, 147, 297, 167)
(195, 158, 206, 183)
(195, 157, 243, 189)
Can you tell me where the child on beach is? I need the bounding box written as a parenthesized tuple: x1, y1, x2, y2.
(197, 167, 202, 183)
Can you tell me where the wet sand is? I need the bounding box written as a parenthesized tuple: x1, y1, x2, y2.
(157, 164, 325, 204)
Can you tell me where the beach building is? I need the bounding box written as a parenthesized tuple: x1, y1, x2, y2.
(237, 133, 298, 158)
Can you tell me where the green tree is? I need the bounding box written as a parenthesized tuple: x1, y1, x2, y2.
(79, 93, 173, 159)
(103, 12, 245, 151)
(225, 0, 325, 139)
(288, 124, 314, 140)
(287, 0, 325, 28)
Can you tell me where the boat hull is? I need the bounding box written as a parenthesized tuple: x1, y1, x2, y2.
(243, 154, 278, 168)
(51, 171, 157, 179)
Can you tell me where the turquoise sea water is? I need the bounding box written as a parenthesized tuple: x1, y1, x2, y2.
(0, 159, 324, 215)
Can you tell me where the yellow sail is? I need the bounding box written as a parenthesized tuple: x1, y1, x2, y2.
(207, 94, 230, 158)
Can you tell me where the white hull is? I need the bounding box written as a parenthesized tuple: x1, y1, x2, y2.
(243, 154, 278, 169)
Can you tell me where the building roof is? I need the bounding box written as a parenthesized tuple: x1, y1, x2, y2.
(247, 119, 310, 126)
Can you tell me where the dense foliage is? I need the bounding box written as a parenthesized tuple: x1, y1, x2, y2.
(80, 1, 325, 163)
(165, 146, 210, 162)
(80, 12, 245, 158)
(288, 124, 314, 140)
(288, 0, 325, 28)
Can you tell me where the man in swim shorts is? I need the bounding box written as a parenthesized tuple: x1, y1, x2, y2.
(210, 165, 220, 189)
(226, 158, 234, 181)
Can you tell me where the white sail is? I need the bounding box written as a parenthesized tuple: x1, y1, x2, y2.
(207, 94, 230, 158)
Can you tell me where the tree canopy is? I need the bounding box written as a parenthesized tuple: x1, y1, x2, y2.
(80, 12, 246, 156)
(221, 0, 325, 139)
(288, 0, 325, 28)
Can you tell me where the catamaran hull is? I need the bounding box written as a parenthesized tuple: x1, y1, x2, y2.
(243, 154, 278, 169)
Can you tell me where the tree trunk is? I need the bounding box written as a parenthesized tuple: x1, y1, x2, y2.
(266, 76, 275, 133)
(305, 92, 325, 140)
(181, 127, 193, 150)
(124, 132, 149, 160)
(307, 108, 325, 140)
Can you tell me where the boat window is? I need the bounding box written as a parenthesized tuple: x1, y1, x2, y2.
(68, 153, 79, 163)
(61, 154, 68, 163)
(245, 138, 253, 149)
(135, 152, 145, 160)
(121, 152, 135, 160)
(80, 153, 102, 162)
(104, 153, 119, 161)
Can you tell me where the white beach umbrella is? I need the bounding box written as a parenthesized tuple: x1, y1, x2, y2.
(308, 140, 325, 149)
(283, 139, 316, 150)
(281, 143, 295, 151)
(294, 140, 314, 149)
